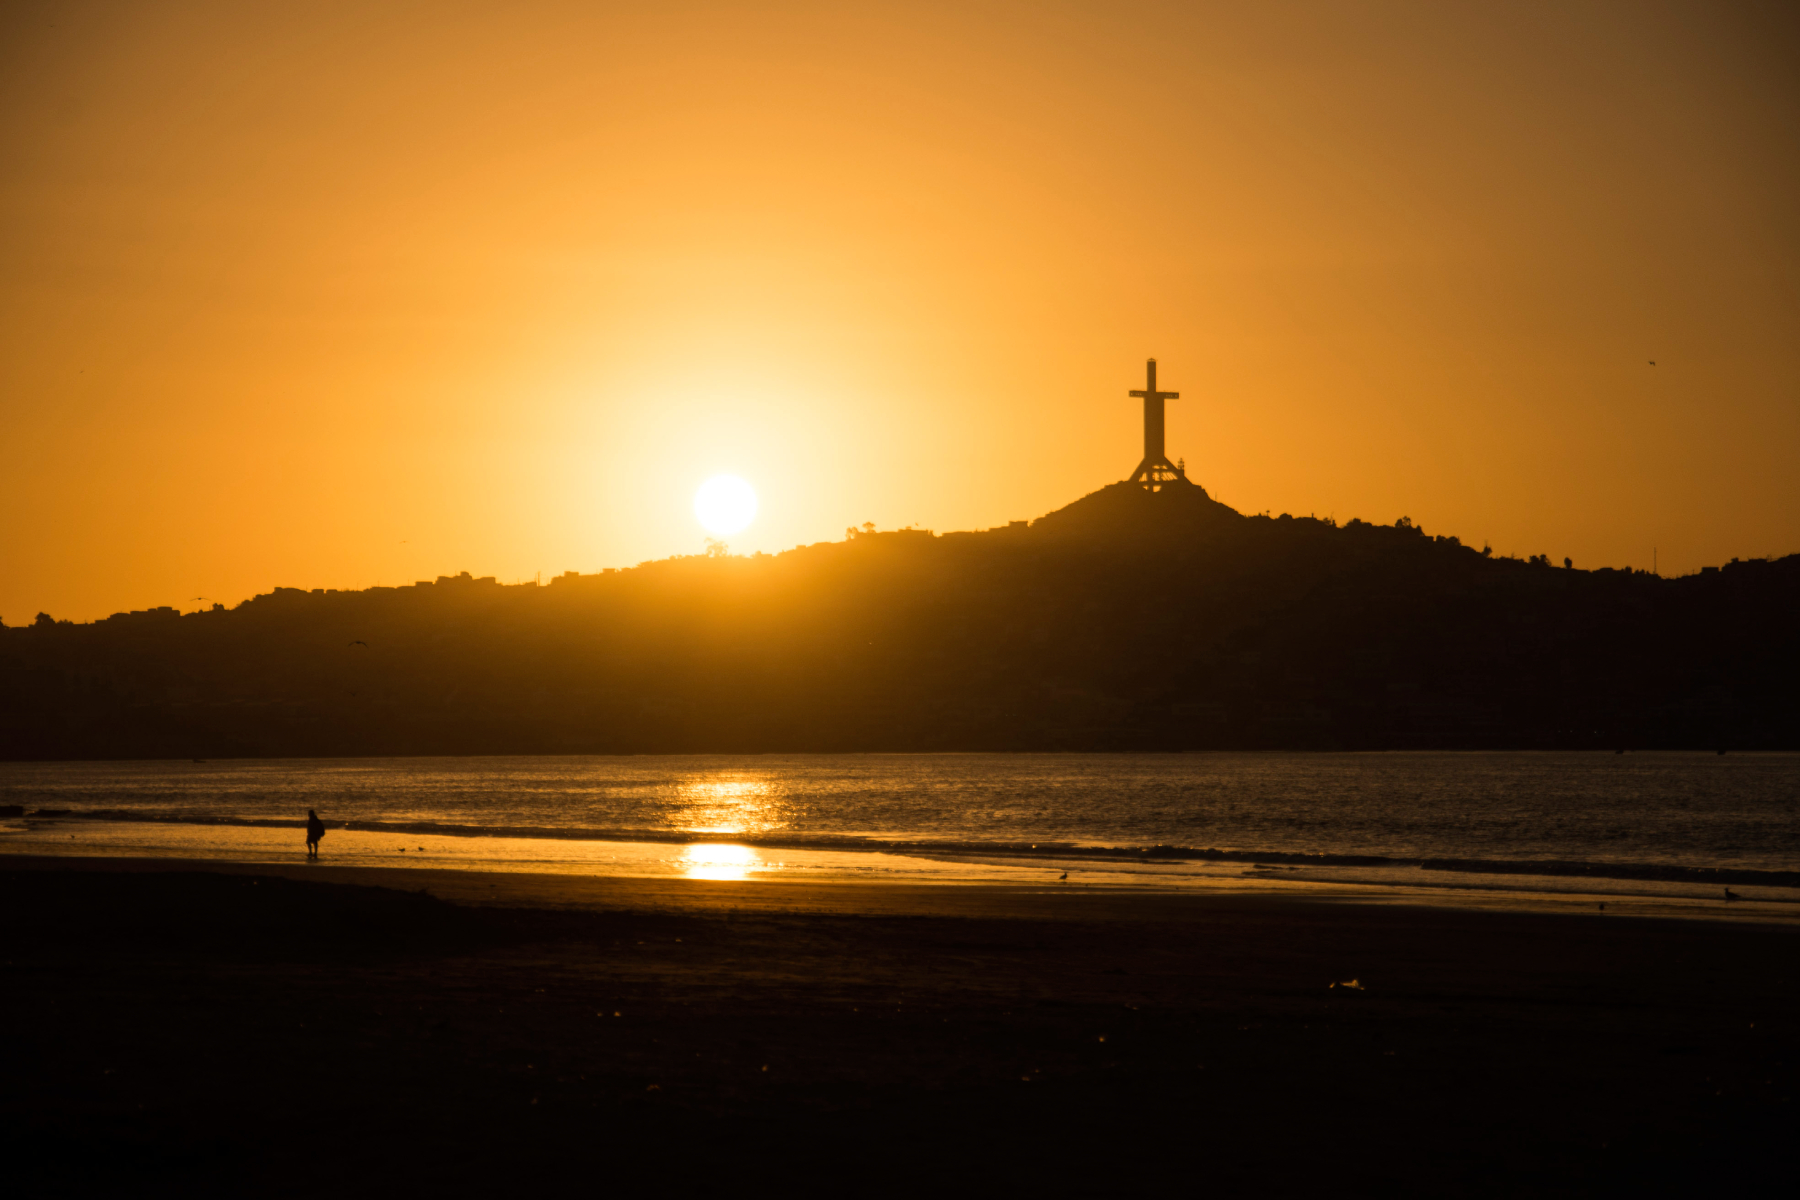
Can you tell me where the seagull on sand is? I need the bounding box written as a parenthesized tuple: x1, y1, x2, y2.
(1058, 872, 1068, 881)
(1724, 888, 1740, 902)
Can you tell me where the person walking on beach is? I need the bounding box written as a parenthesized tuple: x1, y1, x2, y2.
(305, 809, 326, 859)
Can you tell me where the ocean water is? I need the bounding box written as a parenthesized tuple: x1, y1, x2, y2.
(1, 753, 1796, 899)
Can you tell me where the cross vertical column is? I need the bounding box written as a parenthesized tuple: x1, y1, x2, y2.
(1127, 358, 1186, 491)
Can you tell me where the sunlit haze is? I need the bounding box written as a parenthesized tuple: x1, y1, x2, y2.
(2, 1, 1796, 621)
(694, 476, 758, 537)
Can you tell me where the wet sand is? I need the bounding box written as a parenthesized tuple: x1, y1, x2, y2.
(3, 856, 1794, 1196)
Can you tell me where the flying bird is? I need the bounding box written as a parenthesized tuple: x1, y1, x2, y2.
(1649, 361, 1656, 366)
(349, 640, 368, 648)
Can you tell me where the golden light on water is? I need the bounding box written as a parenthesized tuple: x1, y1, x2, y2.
(679, 779, 776, 835)
(694, 476, 758, 537)
(680, 843, 759, 881)
(674, 781, 778, 880)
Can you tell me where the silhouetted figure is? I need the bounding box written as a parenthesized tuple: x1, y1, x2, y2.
(1724, 887, 1739, 902)
(306, 809, 326, 858)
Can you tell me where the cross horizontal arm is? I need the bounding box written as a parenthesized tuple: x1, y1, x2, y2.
(1129, 390, 1179, 400)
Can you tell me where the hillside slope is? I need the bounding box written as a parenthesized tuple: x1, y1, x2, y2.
(4, 481, 1796, 757)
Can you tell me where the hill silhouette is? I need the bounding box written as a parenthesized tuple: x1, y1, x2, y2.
(4, 478, 1797, 758)
(1029, 478, 1241, 541)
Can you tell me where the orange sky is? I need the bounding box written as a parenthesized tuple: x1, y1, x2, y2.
(3, 1, 1796, 621)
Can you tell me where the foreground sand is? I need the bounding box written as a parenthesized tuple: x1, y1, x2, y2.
(4, 856, 1794, 1197)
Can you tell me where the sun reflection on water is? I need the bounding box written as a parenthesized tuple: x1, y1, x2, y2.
(679, 843, 759, 881)
(677, 780, 778, 835)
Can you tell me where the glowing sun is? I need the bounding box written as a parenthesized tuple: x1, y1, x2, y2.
(694, 475, 758, 536)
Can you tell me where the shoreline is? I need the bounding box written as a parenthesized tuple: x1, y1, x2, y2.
(10, 807, 1800, 888)
(8, 750, 1794, 923)
(3, 851, 1792, 926)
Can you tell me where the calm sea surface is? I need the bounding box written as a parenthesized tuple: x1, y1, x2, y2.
(2, 752, 1795, 885)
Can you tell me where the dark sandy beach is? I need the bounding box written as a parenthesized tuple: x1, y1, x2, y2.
(3, 857, 1793, 1197)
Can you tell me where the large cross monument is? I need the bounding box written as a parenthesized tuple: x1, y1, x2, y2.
(1127, 357, 1188, 491)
